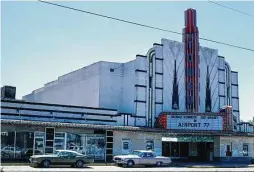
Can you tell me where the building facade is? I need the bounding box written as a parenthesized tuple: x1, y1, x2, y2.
(23, 9, 240, 130)
(1, 9, 252, 163)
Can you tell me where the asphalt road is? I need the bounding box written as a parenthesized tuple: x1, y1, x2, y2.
(1, 166, 254, 172)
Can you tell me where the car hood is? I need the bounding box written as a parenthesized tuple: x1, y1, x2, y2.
(30, 155, 58, 158)
(114, 155, 140, 159)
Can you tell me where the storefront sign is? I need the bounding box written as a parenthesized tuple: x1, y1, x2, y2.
(162, 137, 178, 142)
(167, 115, 223, 131)
(162, 136, 214, 142)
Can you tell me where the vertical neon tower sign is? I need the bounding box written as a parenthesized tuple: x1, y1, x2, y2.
(183, 9, 199, 112)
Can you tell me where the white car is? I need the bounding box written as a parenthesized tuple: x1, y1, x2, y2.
(113, 150, 171, 167)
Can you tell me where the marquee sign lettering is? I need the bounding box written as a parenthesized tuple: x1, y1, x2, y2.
(167, 114, 223, 131)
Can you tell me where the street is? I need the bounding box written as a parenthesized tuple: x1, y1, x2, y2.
(1, 166, 254, 172)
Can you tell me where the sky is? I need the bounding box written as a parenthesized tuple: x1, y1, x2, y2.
(1, 1, 254, 121)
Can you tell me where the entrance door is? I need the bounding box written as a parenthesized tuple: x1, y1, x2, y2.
(197, 142, 207, 161)
(33, 132, 45, 155)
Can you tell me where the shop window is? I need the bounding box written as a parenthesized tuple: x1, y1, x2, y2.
(54, 132, 65, 150)
(1, 131, 16, 160)
(86, 135, 105, 160)
(16, 132, 34, 159)
(66, 133, 85, 155)
(243, 144, 248, 156)
(146, 140, 154, 151)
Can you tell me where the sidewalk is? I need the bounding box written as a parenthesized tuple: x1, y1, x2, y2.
(1, 161, 254, 168)
(173, 161, 254, 168)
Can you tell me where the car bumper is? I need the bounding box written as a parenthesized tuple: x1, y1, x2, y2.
(113, 160, 127, 164)
(29, 159, 39, 166)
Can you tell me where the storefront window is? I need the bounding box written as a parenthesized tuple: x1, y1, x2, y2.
(1, 130, 106, 161)
(1, 131, 16, 159)
(86, 135, 105, 160)
(66, 133, 85, 154)
(16, 132, 34, 159)
(54, 132, 65, 150)
(34, 132, 45, 155)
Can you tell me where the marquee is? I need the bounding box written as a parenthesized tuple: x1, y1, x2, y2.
(156, 112, 229, 131)
(167, 114, 223, 131)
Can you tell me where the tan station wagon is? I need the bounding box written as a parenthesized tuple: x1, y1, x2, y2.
(113, 150, 171, 167)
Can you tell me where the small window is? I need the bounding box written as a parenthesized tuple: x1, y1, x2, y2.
(188, 42, 192, 49)
(243, 144, 248, 156)
(146, 140, 154, 151)
(188, 68, 193, 76)
(188, 82, 193, 90)
(188, 53, 192, 62)
(123, 142, 129, 150)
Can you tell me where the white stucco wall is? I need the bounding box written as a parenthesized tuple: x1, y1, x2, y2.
(98, 61, 122, 110)
(113, 131, 162, 156)
(23, 62, 101, 108)
(219, 136, 254, 158)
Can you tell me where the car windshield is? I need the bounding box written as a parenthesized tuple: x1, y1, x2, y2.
(129, 151, 142, 156)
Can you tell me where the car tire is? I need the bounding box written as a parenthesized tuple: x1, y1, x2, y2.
(75, 160, 84, 168)
(126, 160, 134, 168)
(156, 161, 162, 167)
(42, 160, 50, 168)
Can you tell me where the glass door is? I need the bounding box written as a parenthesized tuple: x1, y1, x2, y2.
(33, 132, 45, 155)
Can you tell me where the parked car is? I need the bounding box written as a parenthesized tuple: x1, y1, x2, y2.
(29, 150, 94, 168)
(113, 150, 171, 167)
(21, 148, 43, 159)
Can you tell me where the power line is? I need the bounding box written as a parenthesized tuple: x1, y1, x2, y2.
(38, 0, 254, 52)
(208, 0, 254, 18)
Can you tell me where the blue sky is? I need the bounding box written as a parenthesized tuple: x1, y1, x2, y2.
(1, 1, 254, 121)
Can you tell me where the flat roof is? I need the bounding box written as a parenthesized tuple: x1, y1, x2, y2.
(1, 119, 254, 137)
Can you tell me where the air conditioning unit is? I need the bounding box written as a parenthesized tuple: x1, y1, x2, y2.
(1, 86, 16, 99)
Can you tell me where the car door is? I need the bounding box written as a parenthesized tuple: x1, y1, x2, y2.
(146, 152, 156, 164)
(139, 152, 148, 165)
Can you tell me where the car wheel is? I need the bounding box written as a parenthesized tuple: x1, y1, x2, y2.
(156, 161, 162, 167)
(127, 160, 134, 168)
(75, 160, 84, 168)
(42, 160, 50, 168)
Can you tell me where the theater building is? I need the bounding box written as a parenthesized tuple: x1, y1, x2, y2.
(1, 9, 254, 162)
